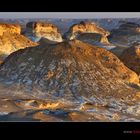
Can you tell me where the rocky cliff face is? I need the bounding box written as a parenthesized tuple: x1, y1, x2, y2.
(0, 23, 21, 35)
(63, 21, 110, 44)
(120, 42, 140, 75)
(25, 22, 63, 42)
(0, 40, 139, 101)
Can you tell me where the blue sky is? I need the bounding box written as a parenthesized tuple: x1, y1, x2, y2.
(0, 12, 140, 19)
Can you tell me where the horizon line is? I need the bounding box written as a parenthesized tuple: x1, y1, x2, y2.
(0, 12, 140, 19)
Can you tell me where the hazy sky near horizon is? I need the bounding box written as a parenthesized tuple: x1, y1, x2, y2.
(0, 12, 140, 19)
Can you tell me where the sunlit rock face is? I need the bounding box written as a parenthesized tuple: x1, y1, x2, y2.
(120, 42, 140, 75)
(25, 22, 63, 42)
(0, 23, 38, 63)
(0, 40, 139, 101)
(63, 21, 110, 44)
(0, 23, 21, 35)
(110, 22, 140, 46)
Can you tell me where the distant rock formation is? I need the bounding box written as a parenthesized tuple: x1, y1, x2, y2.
(110, 22, 140, 46)
(120, 42, 140, 75)
(119, 22, 140, 33)
(0, 40, 139, 100)
(25, 22, 63, 42)
(63, 21, 110, 44)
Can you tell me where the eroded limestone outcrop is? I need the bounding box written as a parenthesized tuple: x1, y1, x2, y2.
(63, 21, 110, 44)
